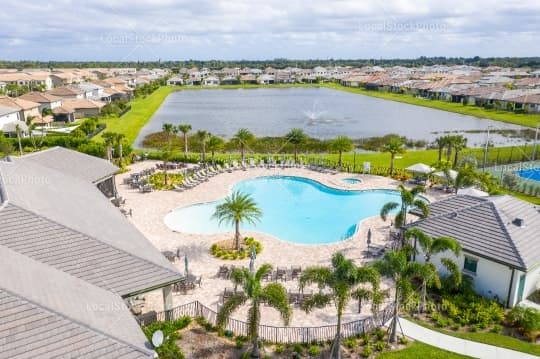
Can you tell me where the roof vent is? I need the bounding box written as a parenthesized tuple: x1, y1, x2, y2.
(512, 218, 524, 227)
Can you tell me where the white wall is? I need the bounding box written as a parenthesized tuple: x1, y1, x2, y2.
(415, 248, 515, 306)
(522, 263, 540, 302)
(0, 111, 20, 128)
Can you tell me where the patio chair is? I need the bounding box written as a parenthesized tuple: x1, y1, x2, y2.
(173, 184, 184, 192)
(291, 266, 302, 280)
(276, 267, 287, 281)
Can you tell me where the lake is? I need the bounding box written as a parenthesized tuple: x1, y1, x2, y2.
(135, 87, 526, 148)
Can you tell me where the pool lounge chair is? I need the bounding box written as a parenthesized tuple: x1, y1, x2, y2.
(173, 184, 184, 192)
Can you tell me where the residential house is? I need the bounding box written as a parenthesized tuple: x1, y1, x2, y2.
(203, 76, 220, 86)
(407, 195, 540, 307)
(240, 74, 257, 84)
(0, 105, 26, 135)
(46, 86, 85, 99)
(60, 98, 106, 119)
(0, 148, 184, 358)
(0, 96, 41, 123)
(257, 74, 275, 85)
(72, 82, 105, 100)
(508, 94, 540, 113)
(19, 92, 62, 113)
(50, 71, 82, 86)
(221, 76, 240, 85)
(167, 76, 184, 85)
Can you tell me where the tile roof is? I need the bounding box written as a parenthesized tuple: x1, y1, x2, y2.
(407, 195, 540, 270)
(0, 96, 40, 110)
(0, 104, 20, 116)
(19, 92, 62, 103)
(20, 146, 118, 183)
(0, 246, 153, 359)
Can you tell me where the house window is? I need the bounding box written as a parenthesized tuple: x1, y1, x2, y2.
(463, 256, 478, 274)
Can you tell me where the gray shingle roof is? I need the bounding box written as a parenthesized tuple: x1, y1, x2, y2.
(0, 203, 182, 297)
(407, 195, 540, 270)
(20, 146, 118, 183)
(0, 245, 153, 359)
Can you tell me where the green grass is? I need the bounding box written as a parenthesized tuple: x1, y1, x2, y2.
(508, 191, 540, 205)
(323, 83, 540, 129)
(93, 86, 182, 144)
(377, 341, 473, 358)
(411, 319, 540, 356)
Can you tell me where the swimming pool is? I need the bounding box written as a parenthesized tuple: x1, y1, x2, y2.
(164, 176, 402, 244)
(517, 168, 540, 182)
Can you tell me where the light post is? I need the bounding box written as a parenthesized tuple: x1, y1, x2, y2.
(367, 228, 372, 257)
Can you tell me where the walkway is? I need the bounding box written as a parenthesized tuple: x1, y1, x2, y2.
(393, 317, 538, 359)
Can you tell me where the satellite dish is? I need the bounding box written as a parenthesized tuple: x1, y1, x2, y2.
(151, 330, 164, 348)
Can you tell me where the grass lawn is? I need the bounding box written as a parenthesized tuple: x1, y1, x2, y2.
(93, 86, 182, 144)
(377, 341, 473, 358)
(323, 83, 540, 129)
(411, 319, 540, 356)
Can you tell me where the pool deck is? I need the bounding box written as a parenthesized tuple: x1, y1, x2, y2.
(117, 161, 450, 327)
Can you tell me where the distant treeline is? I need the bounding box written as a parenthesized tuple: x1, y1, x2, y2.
(2, 56, 540, 70)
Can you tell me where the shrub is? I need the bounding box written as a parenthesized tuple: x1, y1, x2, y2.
(235, 336, 248, 349)
(344, 337, 357, 349)
(361, 343, 372, 358)
(293, 343, 304, 354)
(374, 328, 386, 341)
(375, 341, 386, 352)
(274, 344, 285, 354)
(210, 237, 262, 260)
(142, 316, 191, 359)
(506, 306, 540, 341)
(491, 324, 502, 333)
(399, 336, 409, 345)
(308, 345, 320, 356)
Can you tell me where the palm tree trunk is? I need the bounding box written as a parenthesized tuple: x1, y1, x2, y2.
(338, 151, 342, 167)
(331, 310, 343, 359)
(389, 154, 395, 175)
(17, 132, 23, 156)
(250, 301, 261, 358)
(453, 150, 459, 168)
(390, 286, 399, 343)
(183, 133, 188, 155)
(163, 162, 168, 186)
(420, 281, 427, 314)
(446, 145, 452, 162)
(294, 147, 298, 163)
(119, 143, 123, 165)
(241, 145, 245, 162)
(235, 220, 241, 251)
(438, 147, 442, 162)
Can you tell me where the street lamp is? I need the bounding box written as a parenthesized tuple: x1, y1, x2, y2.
(367, 228, 372, 256)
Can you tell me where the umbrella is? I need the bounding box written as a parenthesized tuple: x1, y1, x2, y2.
(184, 255, 189, 277)
(432, 170, 458, 181)
(405, 163, 435, 174)
(249, 244, 257, 273)
(458, 187, 489, 197)
(367, 228, 372, 251)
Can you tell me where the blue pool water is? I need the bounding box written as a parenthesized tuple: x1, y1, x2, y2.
(342, 178, 362, 184)
(517, 168, 540, 182)
(164, 176, 403, 244)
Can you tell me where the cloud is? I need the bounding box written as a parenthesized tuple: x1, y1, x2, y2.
(0, 0, 539, 60)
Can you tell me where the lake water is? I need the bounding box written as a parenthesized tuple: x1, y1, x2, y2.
(135, 87, 526, 148)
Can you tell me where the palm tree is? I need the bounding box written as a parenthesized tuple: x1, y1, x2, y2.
(373, 249, 423, 343)
(285, 128, 307, 163)
(15, 124, 23, 156)
(212, 191, 263, 251)
(452, 135, 467, 168)
(434, 136, 448, 163)
(196, 130, 210, 162)
(380, 184, 429, 229)
(299, 252, 380, 359)
(161, 148, 172, 186)
(0, 131, 14, 157)
(207, 135, 225, 164)
(25, 115, 45, 150)
(102, 132, 116, 162)
(217, 264, 291, 358)
(404, 228, 461, 312)
(330, 135, 354, 168)
(382, 138, 405, 176)
(445, 135, 455, 163)
(115, 133, 126, 165)
(178, 124, 192, 155)
(162, 123, 176, 147)
(234, 128, 255, 163)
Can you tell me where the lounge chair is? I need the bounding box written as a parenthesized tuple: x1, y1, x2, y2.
(173, 184, 184, 192)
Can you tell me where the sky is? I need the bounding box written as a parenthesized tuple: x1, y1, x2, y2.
(1, 0, 539, 61)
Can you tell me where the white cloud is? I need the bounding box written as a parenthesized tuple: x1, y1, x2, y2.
(0, 0, 539, 60)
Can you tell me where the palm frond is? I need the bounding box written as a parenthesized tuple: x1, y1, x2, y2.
(247, 304, 260, 340)
(261, 283, 291, 325)
(300, 292, 332, 313)
(413, 199, 430, 218)
(432, 237, 462, 257)
(298, 266, 332, 291)
(216, 293, 247, 330)
(255, 263, 273, 282)
(380, 202, 399, 221)
(441, 257, 462, 289)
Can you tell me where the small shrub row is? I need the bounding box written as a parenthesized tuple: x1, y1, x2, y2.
(210, 237, 263, 260)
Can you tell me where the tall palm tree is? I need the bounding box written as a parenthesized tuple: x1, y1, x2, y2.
(115, 133, 126, 165)
(434, 136, 448, 163)
(234, 128, 255, 162)
(382, 138, 405, 176)
(217, 264, 291, 358)
(405, 228, 461, 312)
(452, 135, 467, 168)
(196, 130, 210, 162)
(330, 135, 354, 168)
(212, 191, 263, 251)
(161, 148, 172, 186)
(285, 128, 307, 163)
(445, 135, 455, 163)
(15, 124, 23, 156)
(177, 124, 192, 155)
(373, 249, 423, 343)
(299, 252, 380, 359)
(207, 135, 225, 164)
(102, 132, 116, 162)
(380, 184, 429, 229)
(162, 123, 176, 147)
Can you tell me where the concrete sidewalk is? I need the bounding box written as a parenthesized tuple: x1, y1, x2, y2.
(389, 317, 538, 359)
